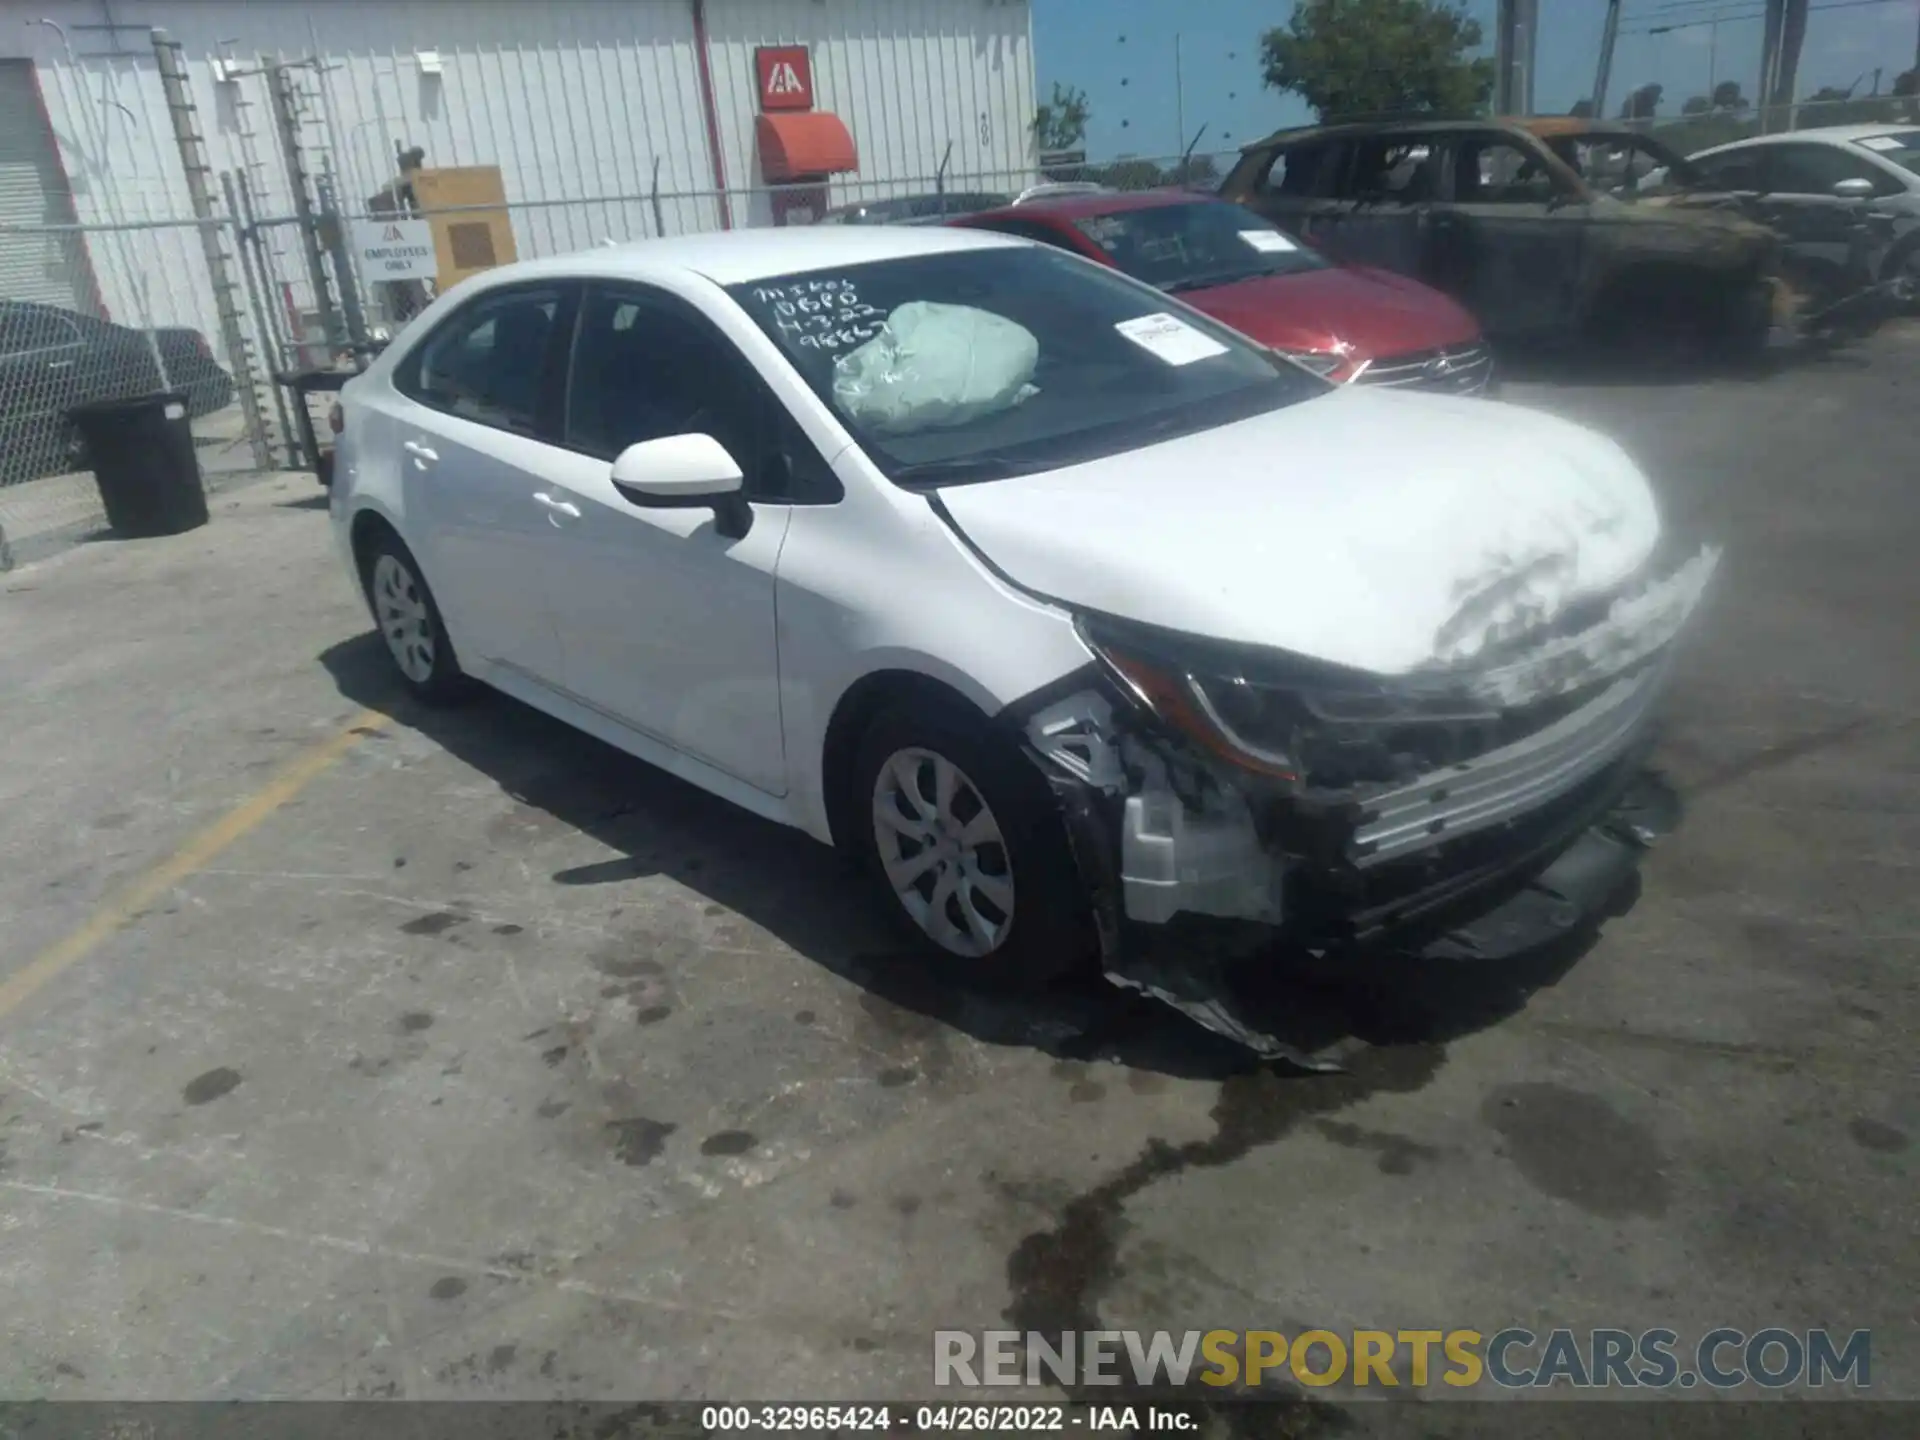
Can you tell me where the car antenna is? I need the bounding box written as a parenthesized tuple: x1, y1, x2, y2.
(1179, 123, 1209, 175)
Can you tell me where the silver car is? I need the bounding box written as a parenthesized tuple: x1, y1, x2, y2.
(1689, 124, 1920, 288)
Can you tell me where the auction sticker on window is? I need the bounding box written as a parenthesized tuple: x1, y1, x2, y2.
(1239, 229, 1296, 253)
(1114, 312, 1229, 366)
(1856, 135, 1905, 152)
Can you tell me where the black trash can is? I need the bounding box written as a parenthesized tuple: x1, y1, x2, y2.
(68, 392, 209, 538)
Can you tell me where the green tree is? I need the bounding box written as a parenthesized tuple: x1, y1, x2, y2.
(1682, 95, 1711, 115)
(1568, 98, 1595, 118)
(1258, 0, 1493, 121)
(1712, 80, 1749, 110)
(1033, 83, 1090, 154)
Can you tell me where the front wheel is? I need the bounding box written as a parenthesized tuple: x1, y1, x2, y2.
(850, 700, 1092, 990)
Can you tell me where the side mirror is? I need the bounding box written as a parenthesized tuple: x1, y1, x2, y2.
(610, 433, 752, 539)
(1831, 177, 1876, 201)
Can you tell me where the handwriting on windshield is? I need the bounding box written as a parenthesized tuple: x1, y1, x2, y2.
(750, 279, 886, 351)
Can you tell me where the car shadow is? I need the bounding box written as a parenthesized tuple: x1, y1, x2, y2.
(321, 633, 1615, 1081)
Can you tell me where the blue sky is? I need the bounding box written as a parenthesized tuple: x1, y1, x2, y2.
(1032, 0, 1920, 160)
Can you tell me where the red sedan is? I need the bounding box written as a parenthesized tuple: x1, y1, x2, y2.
(952, 188, 1492, 394)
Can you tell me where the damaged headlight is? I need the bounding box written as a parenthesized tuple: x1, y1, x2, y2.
(1080, 617, 1502, 790)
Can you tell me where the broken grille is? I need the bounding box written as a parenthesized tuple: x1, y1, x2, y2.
(1355, 341, 1494, 395)
(1348, 655, 1670, 868)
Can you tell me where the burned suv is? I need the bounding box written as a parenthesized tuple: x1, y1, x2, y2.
(1221, 118, 1777, 351)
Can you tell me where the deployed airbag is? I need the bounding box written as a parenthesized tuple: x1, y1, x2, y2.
(832, 301, 1038, 435)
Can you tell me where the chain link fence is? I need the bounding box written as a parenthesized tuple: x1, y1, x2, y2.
(1, 38, 275, 568)
(1584, 93, 1920, 147)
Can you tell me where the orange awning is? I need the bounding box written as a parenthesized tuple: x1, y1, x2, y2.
(755, 112, 857, 181)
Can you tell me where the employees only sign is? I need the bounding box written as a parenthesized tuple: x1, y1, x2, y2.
(354, 218, 436, 280)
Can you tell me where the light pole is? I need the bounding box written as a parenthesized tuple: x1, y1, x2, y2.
(1174, 33, 1185, 161)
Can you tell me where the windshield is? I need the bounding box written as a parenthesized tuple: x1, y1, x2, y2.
(1071, 201, 1328, 291)
(1855, 131, 1920, 176)
(727, 246, 1321, 487)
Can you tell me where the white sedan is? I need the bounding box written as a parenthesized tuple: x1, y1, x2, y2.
(332, 226, 1715, 991)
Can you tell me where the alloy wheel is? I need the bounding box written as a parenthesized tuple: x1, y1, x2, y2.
(871, 747, 1015, 958)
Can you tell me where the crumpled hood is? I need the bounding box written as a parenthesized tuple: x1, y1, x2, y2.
(936, 386, 1668, 677)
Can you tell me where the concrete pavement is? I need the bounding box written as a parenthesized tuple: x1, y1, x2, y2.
(0, 338, 1914, 1421)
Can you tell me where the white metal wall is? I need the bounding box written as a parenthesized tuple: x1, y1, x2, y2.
(0, 58, 92, 310)
(704, 0, 1037, 221)
(3, 0, 1036, 344)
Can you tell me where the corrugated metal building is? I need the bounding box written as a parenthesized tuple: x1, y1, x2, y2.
(1, 0, 1037, 345)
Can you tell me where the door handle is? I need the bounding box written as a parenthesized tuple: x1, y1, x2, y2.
(532, 491, 581, 521)
(402, 440, 438, 464)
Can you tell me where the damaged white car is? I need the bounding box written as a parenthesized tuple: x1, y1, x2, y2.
(332, 227, 1716, 1044)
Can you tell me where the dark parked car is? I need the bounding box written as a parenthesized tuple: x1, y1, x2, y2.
(1220, 118, 1779, 351)
(0, 301, 233, 483)
(817, 191, 1011, 226)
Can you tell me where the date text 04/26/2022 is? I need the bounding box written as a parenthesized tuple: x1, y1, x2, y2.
(699, 1405, 1196, 1432)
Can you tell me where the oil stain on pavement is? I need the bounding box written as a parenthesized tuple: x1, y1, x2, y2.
(1001, 1043, 1446, 1428)
(1482, 1082, 1671, 1218)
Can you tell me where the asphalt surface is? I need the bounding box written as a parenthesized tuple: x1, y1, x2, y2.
(0, 332, 1914, 1425)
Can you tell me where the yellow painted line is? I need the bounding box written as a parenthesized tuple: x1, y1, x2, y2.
(0, 709, 386, 1022)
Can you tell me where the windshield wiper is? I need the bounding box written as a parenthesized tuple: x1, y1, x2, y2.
(1164, 270, 1272, 293)
(890, 455, 1056, 488)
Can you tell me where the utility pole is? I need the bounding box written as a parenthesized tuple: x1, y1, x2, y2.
(1174, 33, 1185, 163)
(1759, 0, 1785, 132)
(1593, 0, 1621, 117)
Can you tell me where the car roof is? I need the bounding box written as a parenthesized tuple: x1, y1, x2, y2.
(971, 188, 1222, 223)
(1696, 123, 1920, 155)
(467, 224, 1025, 288)
(1239, 116, 1530, 152)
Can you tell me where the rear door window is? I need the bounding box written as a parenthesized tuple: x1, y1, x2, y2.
(1764, 142, 1901, 197)
(0, 306, 81, 355)
(1348, 138, 1440, 201)
(1450, 135, 1564, 204)
(1692, 147, 1763, 190)
(1261, 142, 1333, 199)
(397, 285, 574, 440)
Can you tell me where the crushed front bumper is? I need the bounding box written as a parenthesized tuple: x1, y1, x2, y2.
(1013, 643, 1688, 1067)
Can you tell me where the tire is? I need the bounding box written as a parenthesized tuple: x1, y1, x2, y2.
(1882, 235, 1920, 311)
(358, 532, 468, 705)
(850, 698, 1092, 990)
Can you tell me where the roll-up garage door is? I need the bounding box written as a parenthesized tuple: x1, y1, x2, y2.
(0, 59, 89, 311)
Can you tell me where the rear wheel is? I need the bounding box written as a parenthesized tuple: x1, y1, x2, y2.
(850, 700, 1092, 990)
(359, 533, 467, 704)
